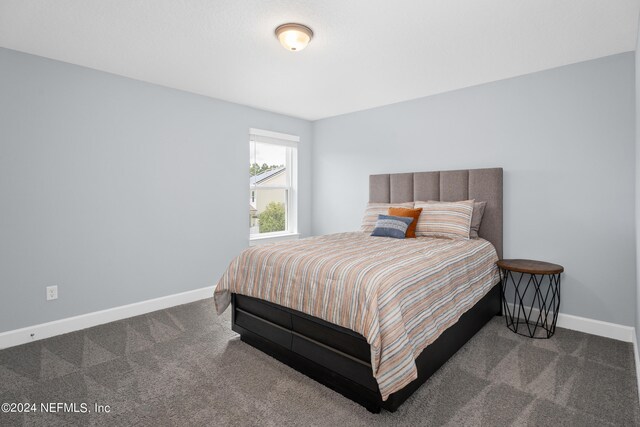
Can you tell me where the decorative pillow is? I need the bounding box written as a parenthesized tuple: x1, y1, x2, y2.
(361, 202, 414, 233)
(414, 200, 475, 239)
(388, 207, 423, 238)
(370, 214, 414, 239)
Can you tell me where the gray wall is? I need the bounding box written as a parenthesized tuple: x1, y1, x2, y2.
(1, 46, 636, 333)
(312, 53, 636, 327)
(0, 47, 312, 333)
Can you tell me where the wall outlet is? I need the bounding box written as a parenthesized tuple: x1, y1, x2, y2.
(46, 285, 58, 301)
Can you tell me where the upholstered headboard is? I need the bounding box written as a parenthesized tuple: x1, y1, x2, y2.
(369, 168, 503, 259)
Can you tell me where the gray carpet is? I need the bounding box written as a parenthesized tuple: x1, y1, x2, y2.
(0, 299, 638, 426)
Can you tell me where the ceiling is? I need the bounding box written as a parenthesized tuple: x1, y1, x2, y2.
(1, 1, 639, 121)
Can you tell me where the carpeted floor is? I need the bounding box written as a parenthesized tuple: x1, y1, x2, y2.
(0, 298, 638, 426)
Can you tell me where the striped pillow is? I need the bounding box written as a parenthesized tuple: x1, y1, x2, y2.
(370, 214, 414, 239)
(361, 202, 414, 233)
(414, 200, 475, 239)
(422, 200, 487, 239)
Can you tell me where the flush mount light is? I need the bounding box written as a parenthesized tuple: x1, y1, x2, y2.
(275, 23, 313, 51)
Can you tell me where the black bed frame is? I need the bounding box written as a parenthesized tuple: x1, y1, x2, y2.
(231, 284, 501, 413)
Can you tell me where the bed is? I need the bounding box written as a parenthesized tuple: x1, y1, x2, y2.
(215, 168, 503, 413)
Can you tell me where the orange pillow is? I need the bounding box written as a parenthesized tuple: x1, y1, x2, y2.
(388, 207, 423, 238)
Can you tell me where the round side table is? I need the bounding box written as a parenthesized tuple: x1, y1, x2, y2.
(497, 259, 563, 339)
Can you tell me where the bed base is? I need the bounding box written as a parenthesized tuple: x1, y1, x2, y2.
(231, 283, 501, 413)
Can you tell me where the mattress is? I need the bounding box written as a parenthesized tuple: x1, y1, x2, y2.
(214, 232, 499, 400)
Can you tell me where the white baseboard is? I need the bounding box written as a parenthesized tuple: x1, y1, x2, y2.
(555, 312, 635, 342)
(0, 286, 215, 350)
(504, 302, 635, 342)
(0, 289, 635, 350)
(633, 333, 640, 404)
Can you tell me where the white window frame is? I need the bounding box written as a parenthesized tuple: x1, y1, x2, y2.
(249, 128, 299, 244)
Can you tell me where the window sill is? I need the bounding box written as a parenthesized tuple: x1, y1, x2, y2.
(249, 232, 300, 246)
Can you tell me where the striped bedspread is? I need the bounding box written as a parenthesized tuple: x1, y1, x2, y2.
(214, 232, 499, 400)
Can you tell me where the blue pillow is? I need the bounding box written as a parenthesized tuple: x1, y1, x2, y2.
(370, 214, 414, 239)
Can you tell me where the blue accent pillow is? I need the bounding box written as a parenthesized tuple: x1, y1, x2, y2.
(370, 214, 414, 239)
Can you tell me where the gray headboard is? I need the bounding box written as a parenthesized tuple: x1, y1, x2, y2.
(369, 168, 503, 259)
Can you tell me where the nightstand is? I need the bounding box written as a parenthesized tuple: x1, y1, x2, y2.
(497, 259, 564, 339)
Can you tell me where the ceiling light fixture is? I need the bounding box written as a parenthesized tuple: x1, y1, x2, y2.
(275, 23, 313, 52)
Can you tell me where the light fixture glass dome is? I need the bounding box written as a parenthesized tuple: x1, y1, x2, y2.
(275, 23, 313, 51)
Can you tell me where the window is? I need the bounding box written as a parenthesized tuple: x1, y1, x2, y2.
(249, 128, 298, 240)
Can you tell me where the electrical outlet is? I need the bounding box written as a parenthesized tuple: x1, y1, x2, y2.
(46, 285, 58, 301)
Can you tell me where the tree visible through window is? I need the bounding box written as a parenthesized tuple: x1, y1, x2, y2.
(258, 202, 286, 233)
(249, 129, 298, 238)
